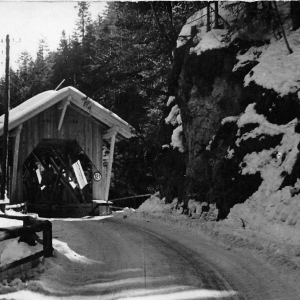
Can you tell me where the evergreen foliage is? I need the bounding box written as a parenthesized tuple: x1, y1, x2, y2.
(2, 1, 299, 201)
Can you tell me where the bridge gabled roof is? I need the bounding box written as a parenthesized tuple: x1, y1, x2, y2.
(0, 86, 136, 139)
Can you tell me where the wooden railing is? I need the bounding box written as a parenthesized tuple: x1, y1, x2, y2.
(0, 215, 53, 273)
(109, 194, 151, 210)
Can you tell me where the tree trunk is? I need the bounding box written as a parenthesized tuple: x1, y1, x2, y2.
(291, 1, 300, 31)
(207, 3, 211, 32)
(245, 2, 257, 23)
(214, 2, 219, 29)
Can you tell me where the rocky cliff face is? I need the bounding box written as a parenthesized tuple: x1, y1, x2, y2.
(178, 44, 254, 203)
(169, 37, 261, 217)
(166, 22, 300, 237)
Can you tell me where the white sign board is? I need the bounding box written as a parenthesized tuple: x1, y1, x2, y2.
(36, 168, 42, 184)
(72, 160, 88, 189)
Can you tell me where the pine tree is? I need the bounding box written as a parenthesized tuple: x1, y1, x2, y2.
(291, 1, 300, 30)
(33, 39, 53, 93)
(75, 1, 92, 42)
(80, 2, 200, 197)
(51, 30, 72, 87)
(12, 51, 35, 104)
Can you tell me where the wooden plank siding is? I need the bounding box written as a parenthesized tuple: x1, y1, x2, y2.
(12, 103, 104, 204)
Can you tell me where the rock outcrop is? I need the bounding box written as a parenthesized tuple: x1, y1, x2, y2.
(165, 9, 300, 237)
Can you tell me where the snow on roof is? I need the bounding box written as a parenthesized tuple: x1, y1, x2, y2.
(0, 86, 136, 139)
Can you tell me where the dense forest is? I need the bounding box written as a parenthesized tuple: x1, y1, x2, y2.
(1, 1, 300, 206)
(0, 1, 201, 201)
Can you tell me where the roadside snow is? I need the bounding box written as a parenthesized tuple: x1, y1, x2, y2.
(0, 239, 42, 265)
(135, 193, 300, 297)
(0, 209, 239, 300)
(52, 239, 103, 265)
(227, 102, 300, 242)
(41, 215, 112, 222)
(0, 287, 237, 300)
(138, 193, 176, 214)
(0, 212, 112, 296)
(0, 217, 22, 228)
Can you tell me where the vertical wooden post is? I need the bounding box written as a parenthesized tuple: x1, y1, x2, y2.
(1, 35, 10, 211)
(92, 124, 103, 200)
(104, 132, 116, 201)
(11, 124, 23, 203)
(58, 98, 70, 130)
(207, 2, 211, 32)
(23, 216, 31, 227)
(214, 2, 219, 29)
(43, 221, 53, 257)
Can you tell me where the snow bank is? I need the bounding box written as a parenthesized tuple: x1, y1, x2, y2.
(234, 29, 300, 97)
(237, 103, 300, 187)
(0, 239, 42, 265)
(0, 212, 40, 268)
(52, 239, 103, 265)
(225, 103, 300, 243)
(137, 194, 218, 221)
(137, 193, 177, 214)
(0, 217, 22, 228)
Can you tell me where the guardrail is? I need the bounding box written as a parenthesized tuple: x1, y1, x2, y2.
(109, 194, 151, 210)
(6, 202, 26, 209)
(0, 215, 53, 273)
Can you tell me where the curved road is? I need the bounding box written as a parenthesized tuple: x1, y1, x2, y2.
(46, 215, 298, 300)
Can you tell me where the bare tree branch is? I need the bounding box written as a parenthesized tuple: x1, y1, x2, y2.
(273, 1, 293, 54)
(151, 3, 174, 63)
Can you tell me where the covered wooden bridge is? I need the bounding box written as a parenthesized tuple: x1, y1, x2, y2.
(0, 86, 135, 217)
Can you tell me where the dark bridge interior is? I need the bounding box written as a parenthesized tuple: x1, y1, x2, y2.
(23, 139, 94, 215)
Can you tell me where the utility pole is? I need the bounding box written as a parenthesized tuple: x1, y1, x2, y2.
(0, 35, 10, 210)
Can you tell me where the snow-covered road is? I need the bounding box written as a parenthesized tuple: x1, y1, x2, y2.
(1, 214, 299, 299)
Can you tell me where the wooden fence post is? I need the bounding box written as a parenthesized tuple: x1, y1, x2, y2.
(207, 2, 211, 32)
(43, 221, 53, 257)
(214, 2, 219, 29)
(23, 216, 31, 227)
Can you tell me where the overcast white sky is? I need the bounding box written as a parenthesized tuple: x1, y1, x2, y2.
(0, 1, 107, 74)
